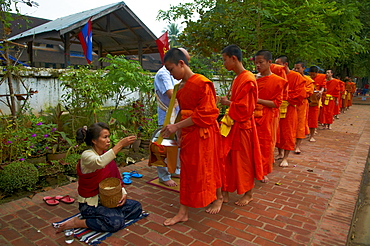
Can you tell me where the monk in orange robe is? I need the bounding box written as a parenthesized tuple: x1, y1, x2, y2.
(337, 78, 345, 115)
(349, 80, 356, 107)
(275, 56, 306, 167)
(220, 45, 263, 206)
(343, 79, 352, 110)
(293, 62, 314, 154)
(254, 50, 287, 183)
(321, 69, 341, 129)
(161, 48, 221, 225)
(308, 66, 326, 142)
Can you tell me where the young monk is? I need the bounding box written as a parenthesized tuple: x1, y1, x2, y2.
(161, 48, 221, 225)
(254, 50, 287, 183)
(308, 66, 326, 142)
(219, 44, 263, 205)
(321, 69, 341, 130)
(293, 61, 314, 154)
(275, 55, 306, 167)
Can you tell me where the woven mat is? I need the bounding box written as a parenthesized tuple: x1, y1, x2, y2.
(52, 212, 149, 245)
(146, 177, 180, 192)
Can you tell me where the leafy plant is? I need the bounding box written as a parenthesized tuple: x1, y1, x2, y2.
(59, 66, 109, 132)
(0, 161, 39, 194)
(100, 54, 153, 110)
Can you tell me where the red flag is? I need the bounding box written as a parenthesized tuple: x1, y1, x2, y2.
(78, 18, 93, 64)
(156, 31, 169, 64)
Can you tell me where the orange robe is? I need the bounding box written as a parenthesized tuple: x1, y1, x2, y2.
(177, 74, 220, 208)
(343, 82, 352, 108)
(339, 80, 345, 110)
(308, 74, 326, 128)
(276, 70, 306, 151)
(334, 80, 345, 115)
(296, 75, 314, 138)
(222, 70, 263, 194)
(270, 64, 288, 80)
(321, 79, 341, 124)
(255, 74, 287, 176)
(348, 82, 356, 106)
(270, 64, 288, 143)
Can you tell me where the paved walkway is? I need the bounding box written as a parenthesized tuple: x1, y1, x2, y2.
(0, 104, 369, 246)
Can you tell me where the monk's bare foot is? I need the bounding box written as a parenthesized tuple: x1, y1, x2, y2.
(206, 198, 223, 214)
(294, 147, 301, 154)
(235, 193, 253, 206)
(261, 175, 269, 183)
(314, 129, 318, 135)
(161, 179, 177, 187)
(328, 125, 332, 130)
(163, 214, 188, 226)
(55, 217, 79, 233)
(279, 159, 289, 167)
(222, 191, 229, 203)
(309, 137, 316, 142)
(275, 155, 283, 160)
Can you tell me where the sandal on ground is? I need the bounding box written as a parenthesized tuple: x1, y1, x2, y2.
(55, 195, 75, 204)
(123, 175, 132, 185)
(43, 196, 60, 206)
(122, 171, 143, 178)
(129, 171, 143, 178)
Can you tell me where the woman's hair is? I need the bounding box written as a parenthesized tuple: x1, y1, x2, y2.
(76, 122, 110, 146)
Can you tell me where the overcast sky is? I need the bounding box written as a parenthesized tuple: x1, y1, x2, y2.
(17, 0, 184, 38)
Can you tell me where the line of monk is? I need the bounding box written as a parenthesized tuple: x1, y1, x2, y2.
(159, 46, 356, 226)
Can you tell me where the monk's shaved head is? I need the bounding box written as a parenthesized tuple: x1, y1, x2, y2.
(164, 48, 189, 65)
(309, 66, 319, 73)
(222, 44, 243, 62)
(254, 50, 272, 61)
(178, 47, 190, 61)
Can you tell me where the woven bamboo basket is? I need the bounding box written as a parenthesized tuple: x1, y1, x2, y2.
(99, 177, 122, 208)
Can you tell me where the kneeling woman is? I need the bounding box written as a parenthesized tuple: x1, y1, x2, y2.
(56, 122, 143, 233)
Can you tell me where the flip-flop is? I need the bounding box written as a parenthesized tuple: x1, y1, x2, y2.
(43, 196, 59, 206)
(122, 171, 143, 178)
(130, 171, 143, 178)
(55, 195, 75, 204)
(123, 176, 132, 185)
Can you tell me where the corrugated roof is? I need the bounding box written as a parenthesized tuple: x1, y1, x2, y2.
(9, 1, 159, 56)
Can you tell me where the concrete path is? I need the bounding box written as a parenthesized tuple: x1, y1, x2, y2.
(0, 104, 369, 246)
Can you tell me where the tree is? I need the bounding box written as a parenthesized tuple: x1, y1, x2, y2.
(162, 23, 182, 48)
(0, 0, 38, 117)
(158, 0, 367, 77)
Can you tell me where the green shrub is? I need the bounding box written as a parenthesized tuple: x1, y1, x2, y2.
(35, 161, 64, 177)
(62, 153, 80, 175)
(0, 161, 39, 194)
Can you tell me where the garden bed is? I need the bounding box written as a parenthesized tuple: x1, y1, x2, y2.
(0, 148, 149, 205)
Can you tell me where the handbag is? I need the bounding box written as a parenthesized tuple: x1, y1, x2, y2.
(148, 84, 179, 173)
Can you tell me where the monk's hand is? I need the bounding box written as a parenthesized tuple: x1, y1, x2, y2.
(220, 96, 231, 106)
(121, 135, 136, 147)
(161, 124, 178, 138)
(117, 194, 127, 207)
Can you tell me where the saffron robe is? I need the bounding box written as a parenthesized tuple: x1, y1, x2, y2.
(321, 79, 341, 124)
(270, 64, 288, 80)
(177, 74, 221, 208)
(255, 74, 287, 176)
(308, 74, 326, 128)
(296, 75, 314, 138)
(222, 70, 263, 194)
(337, 80, 345, 112)
(348, 82, 356, 106)
(276, 70, 306, 151)
(343, 82, 352, 108)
